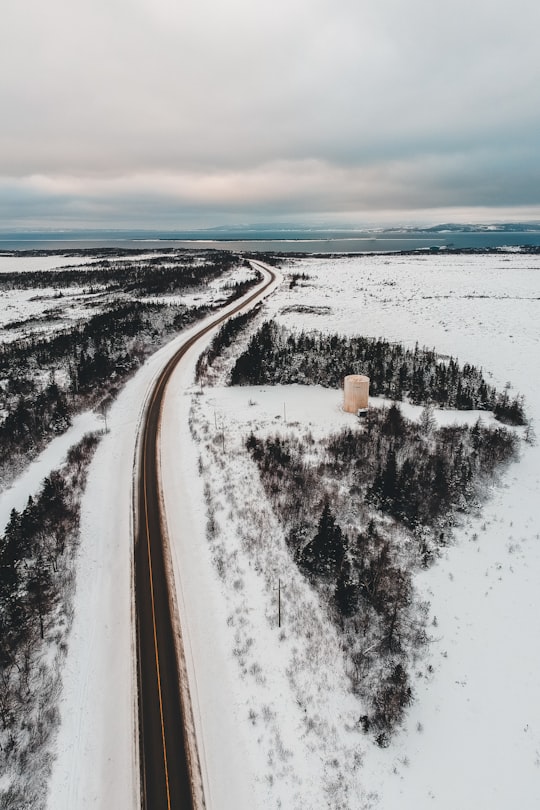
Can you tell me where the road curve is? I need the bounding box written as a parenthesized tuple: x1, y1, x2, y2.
(134, 261, 276, 810)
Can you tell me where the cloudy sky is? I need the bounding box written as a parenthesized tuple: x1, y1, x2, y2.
(1, 0, 540, 229)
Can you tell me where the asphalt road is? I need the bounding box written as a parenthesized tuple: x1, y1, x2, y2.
(134, 262, 276, 810)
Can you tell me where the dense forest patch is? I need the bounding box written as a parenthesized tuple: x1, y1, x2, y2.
(246, 404, 519, 740)
(195, 304, 262, 383)
(230, 320, 526, 425)
(0, 251, 237, 293)
(0, 433, 99, 807)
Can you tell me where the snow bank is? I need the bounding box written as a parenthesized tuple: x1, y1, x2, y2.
(0, 410, 103, 533)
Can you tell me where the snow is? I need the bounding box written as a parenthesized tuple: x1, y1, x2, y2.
(45, 264, 278, 810)
(0, 253, 175, 273)
(45, 330, 198, 810)
(45, 382, 141, 809)
(0, 410, 103, 533)
(0, 256, 99, 273)
(0, 253, 259, 341)
(370, 483, 540, 809)
(203, 383, 507, 441)
(34, 250, 540, 808)
(172, 252, 540, 808)
(0, 288, 69, 329)
(160, 359, 261, 809)
(163, 376, 370, 808)
(273, 254, 540, 808)
(0, 254, 275, 807)
(0, 287, 107, 343)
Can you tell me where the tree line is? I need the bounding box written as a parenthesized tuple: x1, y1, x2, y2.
(0, 251, 236, 294)
(0, 256, 261, 485)
(0, 301, 206, 484)
(0, 434, 99, 804)
(230, 320, 526, 425)
(195, 304, 261, 382)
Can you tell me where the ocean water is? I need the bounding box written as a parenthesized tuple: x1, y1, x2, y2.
(1, 229, 540, 253)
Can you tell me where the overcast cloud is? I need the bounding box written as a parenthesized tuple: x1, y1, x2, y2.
(1, 0, 540, 228)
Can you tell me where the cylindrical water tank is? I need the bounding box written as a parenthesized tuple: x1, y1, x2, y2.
(343, 374, 370, 413)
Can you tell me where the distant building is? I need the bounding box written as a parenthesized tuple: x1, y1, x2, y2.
(343, 374, 369, 414)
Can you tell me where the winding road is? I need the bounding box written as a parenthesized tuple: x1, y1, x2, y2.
(134, 261, 276, 810)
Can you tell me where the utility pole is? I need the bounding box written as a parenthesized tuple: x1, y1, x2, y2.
(274, 578, 283, 628)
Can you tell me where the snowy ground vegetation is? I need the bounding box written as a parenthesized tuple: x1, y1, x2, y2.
(0, 433, 99, 809)
(2, 248, 540, 809)
(0, 249, 259, 807)
(0, 251, 259, 486)
(188, 251, 540, 808)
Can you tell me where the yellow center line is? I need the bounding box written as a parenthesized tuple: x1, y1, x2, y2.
(143, 393, 172, 810)
(138, 266, 275, 809)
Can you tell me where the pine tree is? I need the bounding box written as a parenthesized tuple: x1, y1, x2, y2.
(300, 502, 345, 577)
(334, 557, 358, 617)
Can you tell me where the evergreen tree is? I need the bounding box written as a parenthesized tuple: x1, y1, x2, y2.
(334, 556, 358, 617)
(300, 502, 345, 577)
(372, 449, 398, 507)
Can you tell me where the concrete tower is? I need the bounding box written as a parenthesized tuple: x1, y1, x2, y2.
(343, 374, 370, 413)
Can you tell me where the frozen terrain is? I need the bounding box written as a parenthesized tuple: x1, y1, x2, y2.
(180, 252, 540, 808)
(0, 252, 265, 807)
(0, 410, 103, 535)
(3, 250, 540, 808)
(44, 262, 278, 809)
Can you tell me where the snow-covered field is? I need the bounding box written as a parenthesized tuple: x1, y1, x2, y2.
(0, 252, 253, 343)
(3, 251, 540, 808)
(0, 253, 175, 273)
(0, 256, 99, 273)
(176, 252, 540, 809)
(0, 410, 103, 535)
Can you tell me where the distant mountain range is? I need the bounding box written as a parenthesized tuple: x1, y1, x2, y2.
(183, 222, 540, 238)
(3, 222, 540, 240)
(394, 222, 540, 234)
(189, 222, 540, 236)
